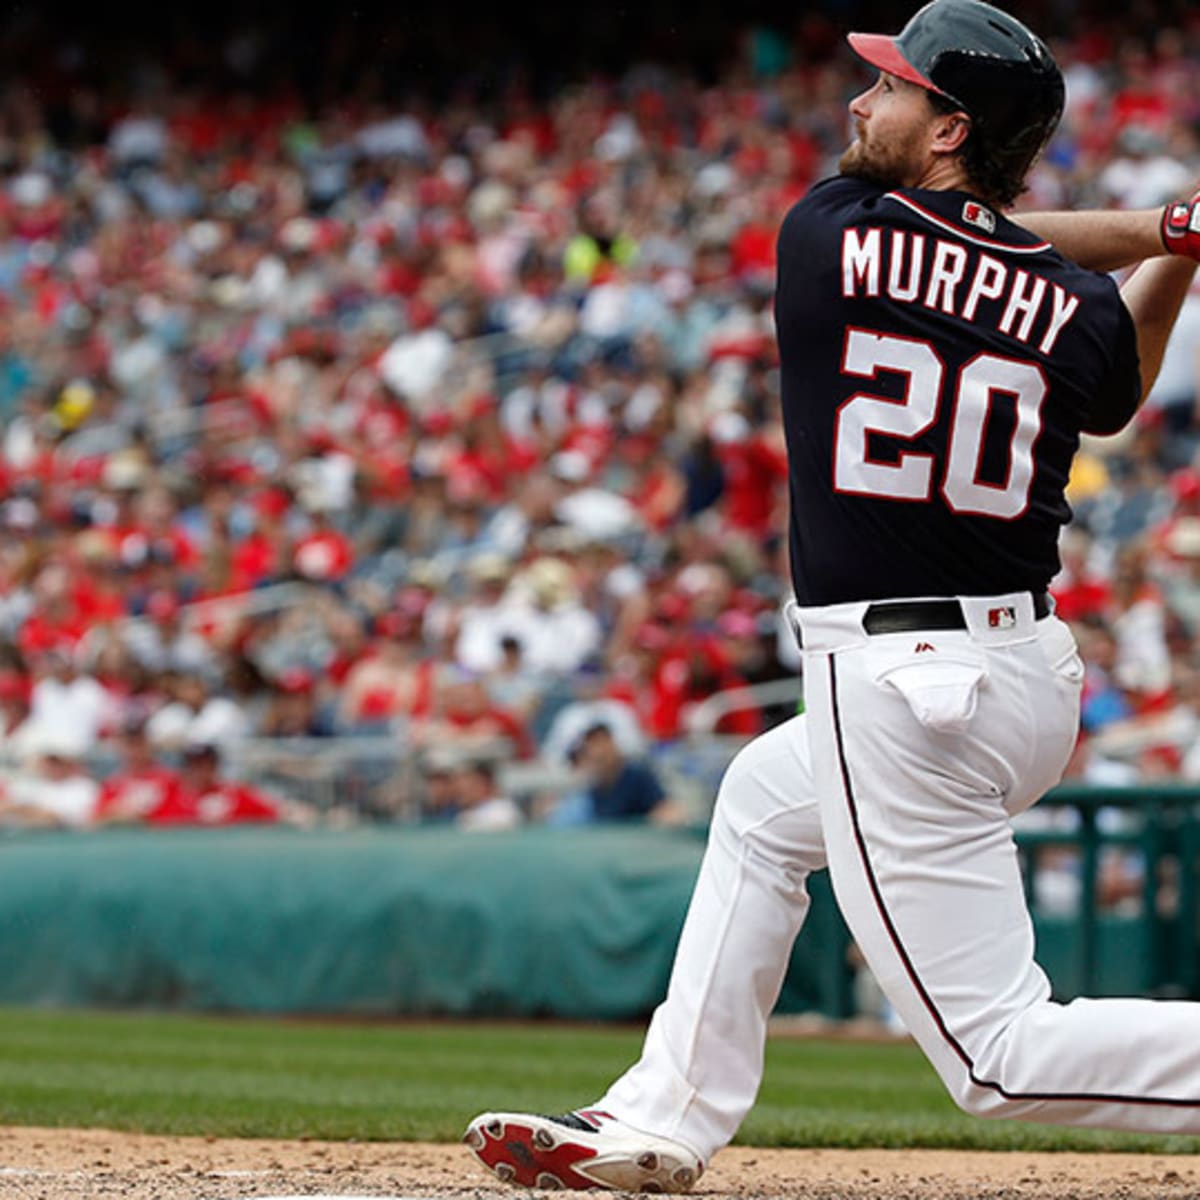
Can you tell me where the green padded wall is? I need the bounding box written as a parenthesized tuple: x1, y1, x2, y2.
(0, 826, 850, 1019)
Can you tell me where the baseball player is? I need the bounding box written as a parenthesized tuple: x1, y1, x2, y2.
(465, 1, 1200, 1190)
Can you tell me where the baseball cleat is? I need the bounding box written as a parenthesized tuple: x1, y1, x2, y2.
(463, 1108, 704, 1192)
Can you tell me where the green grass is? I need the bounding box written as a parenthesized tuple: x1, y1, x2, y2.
(0, 1007, 1197, 1152)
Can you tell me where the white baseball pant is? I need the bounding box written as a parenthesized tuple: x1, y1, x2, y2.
(600, 593, 1200, 1162)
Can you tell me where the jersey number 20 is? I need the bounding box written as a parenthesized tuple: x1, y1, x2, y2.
(834, 328, 1047, 519)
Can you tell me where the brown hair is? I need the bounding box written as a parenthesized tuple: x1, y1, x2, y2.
(926, 92, 1028, 209)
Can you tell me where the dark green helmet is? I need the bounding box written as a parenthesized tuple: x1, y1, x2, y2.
(848, 0, 1065, 182)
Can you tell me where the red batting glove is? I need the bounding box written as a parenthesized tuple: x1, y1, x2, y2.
(1161, 192, 1200, 259)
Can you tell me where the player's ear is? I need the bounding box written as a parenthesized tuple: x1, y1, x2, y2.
(931, 109, 971, 156)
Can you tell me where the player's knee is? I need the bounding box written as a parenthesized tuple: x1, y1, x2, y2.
(714, 742, 758, 808)
(944, 1075, 1020, 1121)
(710, 722, 824, 872)
(709, 760, 751, 846)
(948, 1085, 994, 1120)
(711, 738, 777, 838)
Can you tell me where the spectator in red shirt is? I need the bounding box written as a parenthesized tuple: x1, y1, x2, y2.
(643, 635, 761, 741)
(291, 507, 354, 583)
(230, 490, 291, 591)
(259, 668, 334, 738)
(418, 672, 535, 760)
(1051, 528, 1113, 623)
(338, 611, 436, 730)
(709, 412, 788, 537)
(94, 719, 183, 824)
(729, 210, 777, 288)
(124, 484, 201, 577)
(0, 669, 32, 754)
(18, 564, 89, 659)
(152, 741, 288, 826)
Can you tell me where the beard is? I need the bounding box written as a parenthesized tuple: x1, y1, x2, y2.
(839, 124, 922, 189)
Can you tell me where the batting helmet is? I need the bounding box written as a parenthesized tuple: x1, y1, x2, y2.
(848, 0, 1064, 186)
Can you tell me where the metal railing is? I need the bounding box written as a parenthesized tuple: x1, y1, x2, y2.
(230, 735, 579, 823)
(0, 735, 586, 827)
(685, 677, 802, 737)
(1015, 782, 1200, 999)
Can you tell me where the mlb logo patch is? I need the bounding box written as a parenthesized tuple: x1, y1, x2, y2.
(988, 606, 1017, 629)
(962, 201, 996, 233)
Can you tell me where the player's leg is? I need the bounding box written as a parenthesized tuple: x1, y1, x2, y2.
(803, 603, 1200, 1133)
(465, 713, 827, 1189)
(597, 710, 827, 1159)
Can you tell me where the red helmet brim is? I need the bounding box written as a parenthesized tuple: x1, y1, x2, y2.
(847, 32, 938, 93)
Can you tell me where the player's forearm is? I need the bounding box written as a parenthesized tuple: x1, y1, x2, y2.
(1120, 256, 1198, 401)
(1014, 209, 1165, 272)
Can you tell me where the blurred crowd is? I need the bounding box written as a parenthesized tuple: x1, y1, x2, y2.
(2, 6, 1200, 828)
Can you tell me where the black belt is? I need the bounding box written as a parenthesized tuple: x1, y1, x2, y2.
(862, 592, 1050, 636)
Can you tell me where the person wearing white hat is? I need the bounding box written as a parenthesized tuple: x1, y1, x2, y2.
(0, 726, 99, 828)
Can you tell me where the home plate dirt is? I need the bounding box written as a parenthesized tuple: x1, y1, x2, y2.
(0, 1126, 1199, 1200)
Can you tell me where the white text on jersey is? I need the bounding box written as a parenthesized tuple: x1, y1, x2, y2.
(841, 227, 1080, 355)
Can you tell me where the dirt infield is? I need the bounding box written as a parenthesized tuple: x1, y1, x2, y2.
(0, 1128, 1199, 1200)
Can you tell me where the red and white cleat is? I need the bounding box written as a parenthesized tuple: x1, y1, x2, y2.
(463, 1108, 704, 1193)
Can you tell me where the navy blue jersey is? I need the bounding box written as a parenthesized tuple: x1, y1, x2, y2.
(775, 176, 1141, 606)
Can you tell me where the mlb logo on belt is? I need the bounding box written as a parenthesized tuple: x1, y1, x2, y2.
(988, 606, 1016, 629)
(962, 201, 996, 233)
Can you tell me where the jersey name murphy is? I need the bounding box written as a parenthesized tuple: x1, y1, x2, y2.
(841, 225, 1080, 354)
(775, 175, 1140, 606)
